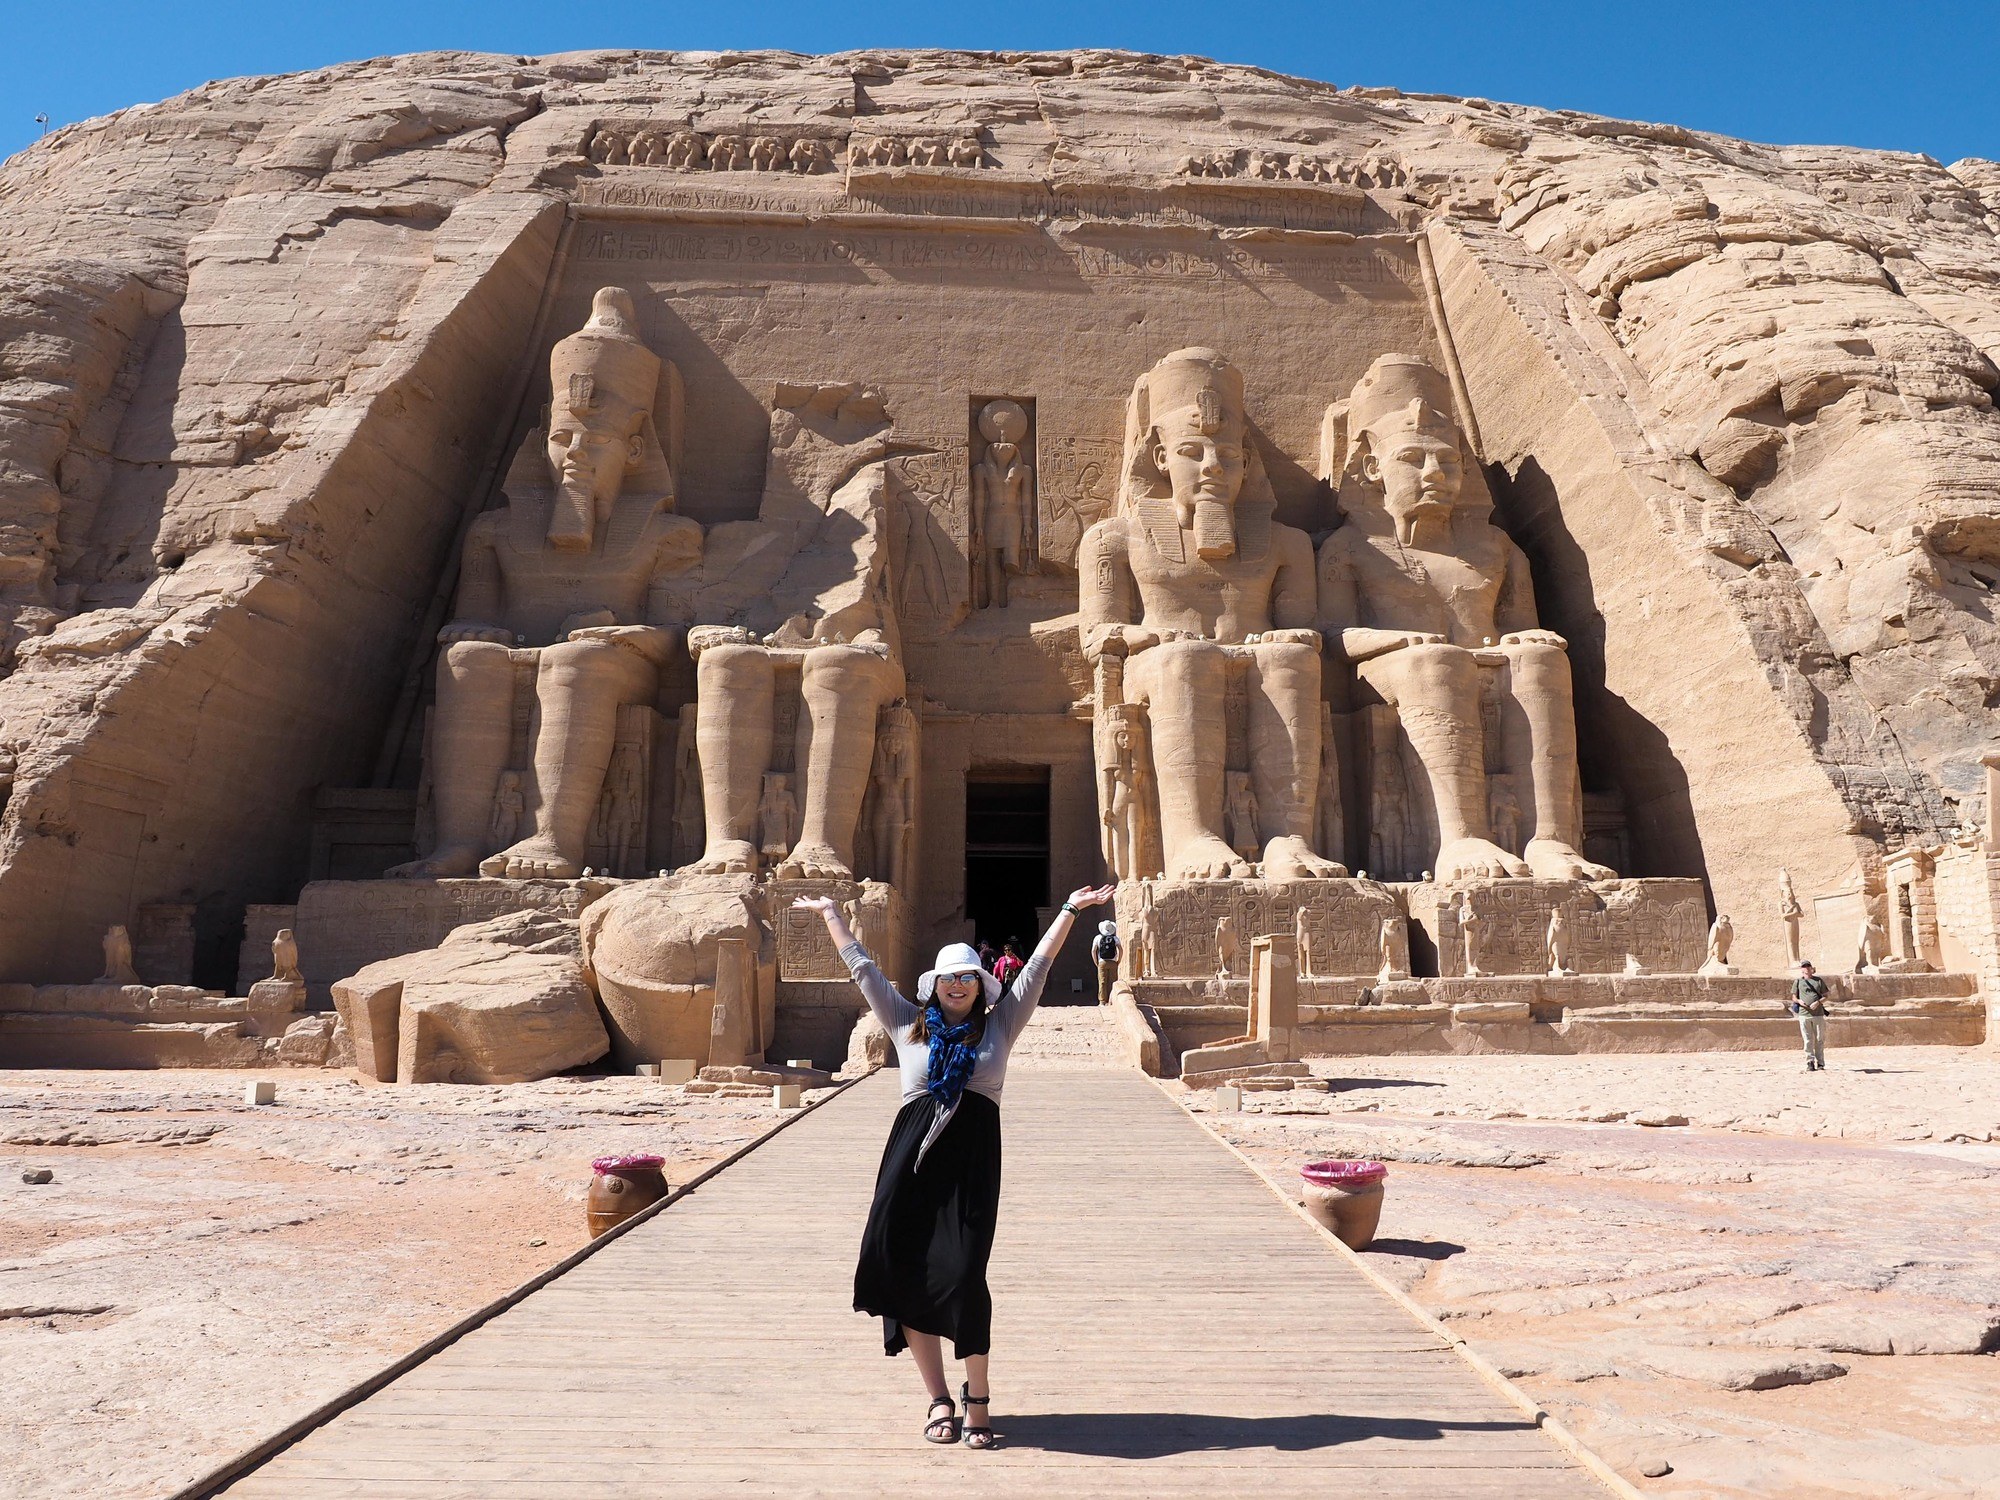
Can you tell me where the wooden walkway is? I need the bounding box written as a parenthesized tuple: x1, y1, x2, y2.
(217, 1037, 1604, 1497)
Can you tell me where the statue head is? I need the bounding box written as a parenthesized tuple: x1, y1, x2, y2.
(1324, 355, 1470, 546)
(979, 398, 1028, 468)
(1123, 348, 1273, 562)
(543, 287, 662, 550)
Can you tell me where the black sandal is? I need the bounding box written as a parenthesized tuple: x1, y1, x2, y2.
(923, 1394, 959, 1445)
(960, 1381, 995, 1449)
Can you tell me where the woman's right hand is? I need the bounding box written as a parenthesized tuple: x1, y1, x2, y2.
(792, 895, 839, 918)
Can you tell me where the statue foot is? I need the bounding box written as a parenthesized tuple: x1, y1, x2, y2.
(478, 837, 582, 881)
(386, 844, 483, 879)
(1433, 837, 1532, 883)
(775, 841, 854, 881)
(1169, 837, 1258, 881)
(1261, 835, 1349, 882)
(691, 839, 758, 875)
(1522, 838, 1616, 882)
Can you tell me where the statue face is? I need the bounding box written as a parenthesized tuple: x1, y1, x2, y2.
(1363, 409, 1463, 537)
(546, 408, 642, 520)
(1151, 414, 1245, 515)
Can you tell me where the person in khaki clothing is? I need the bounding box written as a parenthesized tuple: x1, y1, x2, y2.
(1090, 921, 1122, 1005)
(1790, 960, 1831, 1071)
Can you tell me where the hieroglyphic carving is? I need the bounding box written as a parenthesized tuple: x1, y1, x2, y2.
(1035, 435, 1119, 572)
(1116, 879, 1399, 980)
(1426, 879, 1707, 977)
(970, 399, 1036, 610)
(888, 444, 971, 627)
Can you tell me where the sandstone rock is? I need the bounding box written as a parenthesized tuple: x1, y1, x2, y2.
(21, 1168, 52, 1185)
(842, 1013, 893, 1076)
(332, 911, 607, 1084)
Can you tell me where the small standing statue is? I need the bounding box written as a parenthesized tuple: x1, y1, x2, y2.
(1216, 913, 1240, 980)
(1856, 909, 1888, 973)
(1778, 867, 1804, 967)
(1127, 894, 1155, 980)
(97, 925, 140, 986)
(1378, 914, 1410, 982)
(758, 772, 797, 864)
(972, 399, 1034, 609)
(1545, 906, 1574, 977)
(1294, 907, 1315, 978)
(1224, 772, 1261, 864)
(1101, 723, 1141, 880)
(488, 769, 524, 849)
(1458, 892, 1485, 978)
(1700, 914, 1736, 976)
(271, 928, 302, 984)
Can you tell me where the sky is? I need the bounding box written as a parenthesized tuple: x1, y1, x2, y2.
(2, 0, 1994, 166)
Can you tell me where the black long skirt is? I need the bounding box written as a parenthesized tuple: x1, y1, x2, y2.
(853, 1090, 1002, 1359)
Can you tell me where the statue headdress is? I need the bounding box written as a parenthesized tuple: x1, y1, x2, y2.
(1320, 353, 1491, 517)
(1119, 347, 1276, 563)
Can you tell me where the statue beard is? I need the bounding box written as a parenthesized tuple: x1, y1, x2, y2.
(1192, 497, 1235, 560)
(549, 470, 603, 549)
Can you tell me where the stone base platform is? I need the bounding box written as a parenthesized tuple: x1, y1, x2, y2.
(0, 979, 335, 1069)
(1133, 971, 1984, 1069)
(1404, 876, 1709, 977)
(1115, 877, 1406, 981)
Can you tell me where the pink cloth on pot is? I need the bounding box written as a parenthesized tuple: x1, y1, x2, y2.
(592, 1153, 665, 1174)
(1301, 1159, 1387, 1188)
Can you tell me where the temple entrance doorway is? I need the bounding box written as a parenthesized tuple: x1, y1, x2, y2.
(964, 767, 1050, 961)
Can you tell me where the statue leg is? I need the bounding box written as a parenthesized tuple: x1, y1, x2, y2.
(779, 646, 902, 880)
(1358, 644, 1529, 883)
(1499, 642, 1614, 880)
(1248, 640, 1346, 880)
(390, 641, 513, 878)
(485, 640, 657, 880)
(693, 644, 774, 874)
(1127, 642, 1248, 880)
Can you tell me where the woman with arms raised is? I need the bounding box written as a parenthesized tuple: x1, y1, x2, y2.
(794, 884, 1114, 1449)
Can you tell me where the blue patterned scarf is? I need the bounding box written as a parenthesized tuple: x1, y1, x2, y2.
(922, 1002, 981, 1111)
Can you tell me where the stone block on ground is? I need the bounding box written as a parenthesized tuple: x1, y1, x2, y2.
(333, 910, 607, 1084)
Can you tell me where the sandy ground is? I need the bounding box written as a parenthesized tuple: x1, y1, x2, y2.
(1192, 1045, 2000, 1499)
(0, 1067, 831, 1500)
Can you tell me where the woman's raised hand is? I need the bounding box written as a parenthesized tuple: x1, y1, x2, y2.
(1065, 884, 1117, 910)
(792, 895, 840, 918)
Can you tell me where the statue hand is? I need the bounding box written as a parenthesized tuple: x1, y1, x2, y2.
(438, 622, 512, 646)
(1084, 623, 1159, 660)
(688, 624, 758, 657)
(1258, 627, 1320, 648)
(1064, 883, 1117, 910)
(1501, 629, 1567, 650)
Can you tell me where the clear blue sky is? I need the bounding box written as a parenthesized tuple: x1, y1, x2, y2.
(4, 0, 1994, 166)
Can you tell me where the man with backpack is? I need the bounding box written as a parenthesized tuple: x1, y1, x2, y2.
(1789, 960, 1832, 1071)
(1091, 920, 1122, 1006)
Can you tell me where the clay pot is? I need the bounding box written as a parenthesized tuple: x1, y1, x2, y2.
(1300, 1160, 1387, 1250)
(586, 1153, 669, 1237)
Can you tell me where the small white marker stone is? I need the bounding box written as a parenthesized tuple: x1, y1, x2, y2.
(1214, 1085, 1242, 1112)
(636, 1063, 661, 1077)
(245, 1080, 276, 1106)
(773, 1083, 802, 1110)
(657, 1059, 696, 1084)
(786, 1058, 813, 1070)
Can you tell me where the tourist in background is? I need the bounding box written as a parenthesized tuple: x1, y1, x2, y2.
(796, 884, 1114, 1450)
(1790, 960, 1831, 1071)
(993, 940, 1024, 986)
(1091, 920, 1121, 1005)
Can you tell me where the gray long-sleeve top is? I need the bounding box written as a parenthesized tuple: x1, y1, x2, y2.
(840, 941, 1053, 1106)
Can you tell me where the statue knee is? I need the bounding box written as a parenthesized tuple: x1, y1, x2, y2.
(1252, 638, 1321, 690)
(1396, 641, 1479, 698)
(440, 639, 511, 687)
(1501, 641, 1572, 696)
(1131, 638, 1224, 699)
(801, 644, 900, 701)
(697, 642, 773, 691)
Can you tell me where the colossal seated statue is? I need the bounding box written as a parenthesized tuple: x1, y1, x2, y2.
(1080, 348, 1345, 883)
(1316, 354, 1612, 885)
(391, 288, 700, 881)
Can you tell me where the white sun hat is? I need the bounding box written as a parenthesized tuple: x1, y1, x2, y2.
(917, 941, 1002, 1004)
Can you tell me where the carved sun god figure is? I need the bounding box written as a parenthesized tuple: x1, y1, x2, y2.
(973, 399, 1034, 610)
(1080, 348, 1346, 882)
(1317, 354, 1613, 886)
(390, 287, 700, 882)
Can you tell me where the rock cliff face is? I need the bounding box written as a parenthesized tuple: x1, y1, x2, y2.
(3, 49, 1997, 980)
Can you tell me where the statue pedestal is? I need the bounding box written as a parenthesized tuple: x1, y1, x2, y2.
(1406, 877, 1707, 978)
(1113, 877, 1403, 982)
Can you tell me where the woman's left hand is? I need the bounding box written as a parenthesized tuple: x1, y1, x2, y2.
(1065, 884, 1117, 911)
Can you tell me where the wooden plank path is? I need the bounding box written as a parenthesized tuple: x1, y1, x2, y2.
(218, 1025, 1605, 1497)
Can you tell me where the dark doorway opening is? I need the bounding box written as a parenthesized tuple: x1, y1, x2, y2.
(964, 768, 1050, 961)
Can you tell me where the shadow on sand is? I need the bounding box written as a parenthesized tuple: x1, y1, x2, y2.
(1000, 1411, 1536, 1458)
